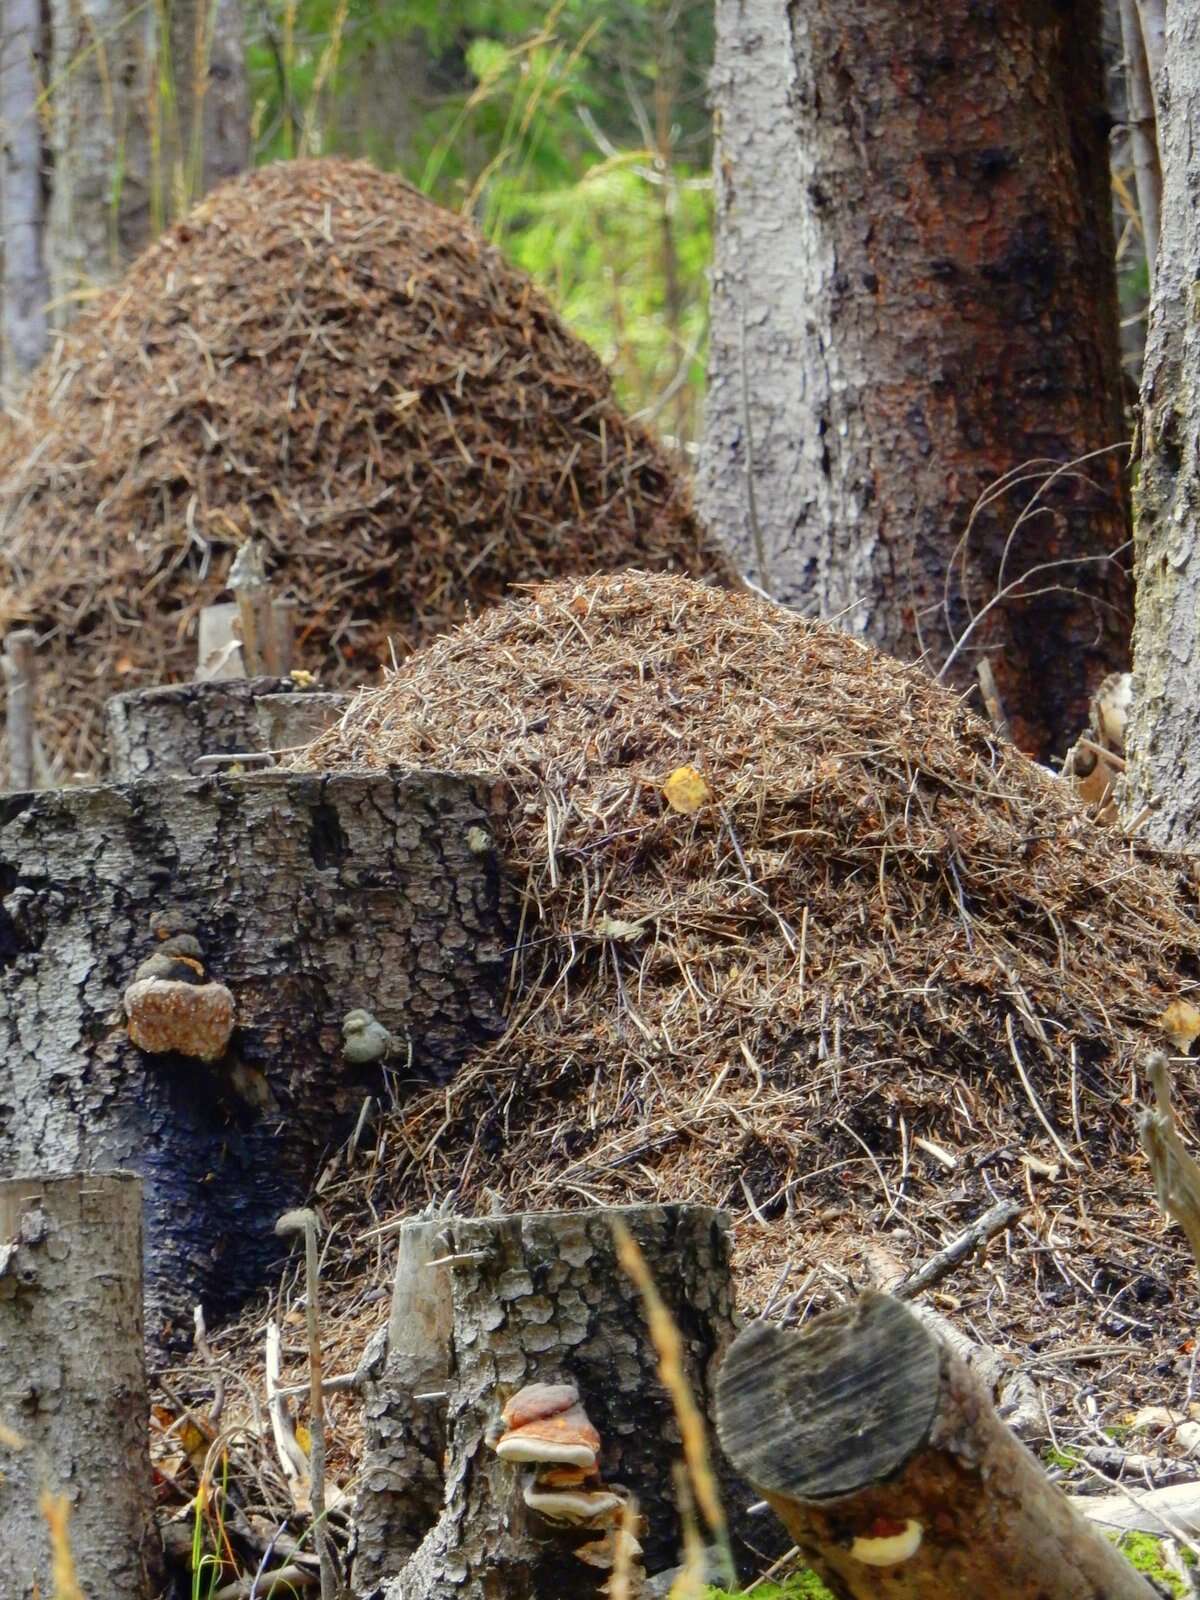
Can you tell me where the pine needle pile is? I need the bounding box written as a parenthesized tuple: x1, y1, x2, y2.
(280, 571, 1200, 1427)
(0, 160, 730, 780)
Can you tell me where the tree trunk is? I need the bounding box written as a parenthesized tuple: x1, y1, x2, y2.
(716, 1293, 1157, 1600)
(0, 0, 51, 388)
(104, 678, 350, 779)
(45, 0, 154, 315)
(0, 1172, 162, 1599)
(701, 0, 1130, 759)
(0, 770, 515, 1354)
(1120, 5, 1200, 849)
(167, 0, 250, 206)
(358, 1204, 741, 1599)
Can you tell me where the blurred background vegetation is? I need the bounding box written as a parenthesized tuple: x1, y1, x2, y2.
(242, 0, 714, 445)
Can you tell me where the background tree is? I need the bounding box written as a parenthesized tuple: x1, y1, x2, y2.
(700, 0, 1131, 759)
(0, 0, 50, 386)
(1120, 1, 1200, 849)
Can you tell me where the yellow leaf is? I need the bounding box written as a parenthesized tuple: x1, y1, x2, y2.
(1159, 1000, 1200, 1051)
(295, 1423, 312, 1456)
(663, 765, 711, 814)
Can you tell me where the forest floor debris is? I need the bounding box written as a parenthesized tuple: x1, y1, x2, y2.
(160, 571, 1200, 1582)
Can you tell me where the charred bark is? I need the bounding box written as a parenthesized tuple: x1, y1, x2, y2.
(358, 1205, 743, 1599)
(0, 769, 515, 1354)
(716, 1293, 1156, 1599)
(0, 1172, 162, 1599)
(702, 0, 1130, 758)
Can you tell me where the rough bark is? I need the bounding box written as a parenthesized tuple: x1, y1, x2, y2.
(354, 1218, 454, 1594)
(1120, 4, 1200, 849)
(0, 1172, 162, 1599)
(701, 0, 1130, 759)
(0, 0, 51, 386)
(46, 0, 153, 314)
(168, 0, 250, 202)
(716, 1293, 1157, 1600)
(104, 678, 349, 779)
(363, 1205, 740, 1599)
(0, 769, 515, 1353)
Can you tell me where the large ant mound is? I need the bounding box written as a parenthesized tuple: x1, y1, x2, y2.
(289, 571, 1200, 1429)
(0, 160, 731, 779)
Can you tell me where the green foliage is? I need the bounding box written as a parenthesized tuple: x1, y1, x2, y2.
(244, 0, 713, 436)
(706, 1576, 835, 1600)
(1115, 1530, 1190, 1596)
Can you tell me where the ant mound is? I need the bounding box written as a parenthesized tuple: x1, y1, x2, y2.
(289, 570, 1200, 1426)
(0, 159, 731, 781)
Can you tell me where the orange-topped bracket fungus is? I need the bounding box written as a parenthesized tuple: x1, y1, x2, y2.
(123, 922, 235, 1063)
(489, 1378, 634, 1586)
(494, 1383, 601, 1472)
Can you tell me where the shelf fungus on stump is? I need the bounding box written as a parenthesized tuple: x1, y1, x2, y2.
(491, 1380, 639, 1577)
(123, 924, 235, 1062)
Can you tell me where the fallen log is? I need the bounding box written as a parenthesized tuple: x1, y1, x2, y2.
(0, 1172, 162, 1598)
(715, 1292, 1158, 1599)
(0, 769, 515, 1353)
(357, 1203, 745, 1599)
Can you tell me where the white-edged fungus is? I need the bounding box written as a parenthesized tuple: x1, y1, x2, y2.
(495, 1402, 600, 1469)
(522, 1485, 623, 1525)
(848, 1517, 923, 1566)
(494, 1382, 601, 1470)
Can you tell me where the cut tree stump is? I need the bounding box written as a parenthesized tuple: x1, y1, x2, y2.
(0, 1172, 162, 1599)
(104, 678, 348, 779)
(716, 1292, 1158, 1600)
(0, 770, 515, 1353)
(356, 1204, 742, 1599)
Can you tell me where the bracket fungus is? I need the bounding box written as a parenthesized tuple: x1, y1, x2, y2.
(848, 1516, 923, 1566)
(492, 1380, 630, 1530)
(123, 924, 235, 1062)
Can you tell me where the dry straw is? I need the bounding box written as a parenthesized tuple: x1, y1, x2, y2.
(0, 158, 731, 782)
(281, 569, 1200, 1425)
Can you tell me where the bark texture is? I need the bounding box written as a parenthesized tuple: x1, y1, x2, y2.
(701, 0, 1130, 758)
(364, 1205, 739, 1599)
(104, 678, 348, 779)
(0, 1172, 162, 1599)
(1121, 4, 1200, 849)
(0, 0, 50, 386)
(167, 0, 250, 202)
(716, 1293, 1156, 1599)
(0, 770, 515, 1352)
(46, 0, 153, 312)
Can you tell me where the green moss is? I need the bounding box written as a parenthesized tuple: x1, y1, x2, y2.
(1114, 1529, 1188, 1596)
(706, 1575, 834, 1600)
(1042, 1444, 1082, 1471)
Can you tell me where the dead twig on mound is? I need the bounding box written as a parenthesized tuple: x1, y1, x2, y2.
(1140, 1051, 1200, 1276)
(894, 1200, 1024, 1301)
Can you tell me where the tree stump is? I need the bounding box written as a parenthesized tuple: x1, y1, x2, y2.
(0, 770, 515, 1353)
(356, 1204, 741, 1599)
(716, 1292, 1158, 1600)
(104, 678, 347, 779)
(0, 1172, 161, 1599)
